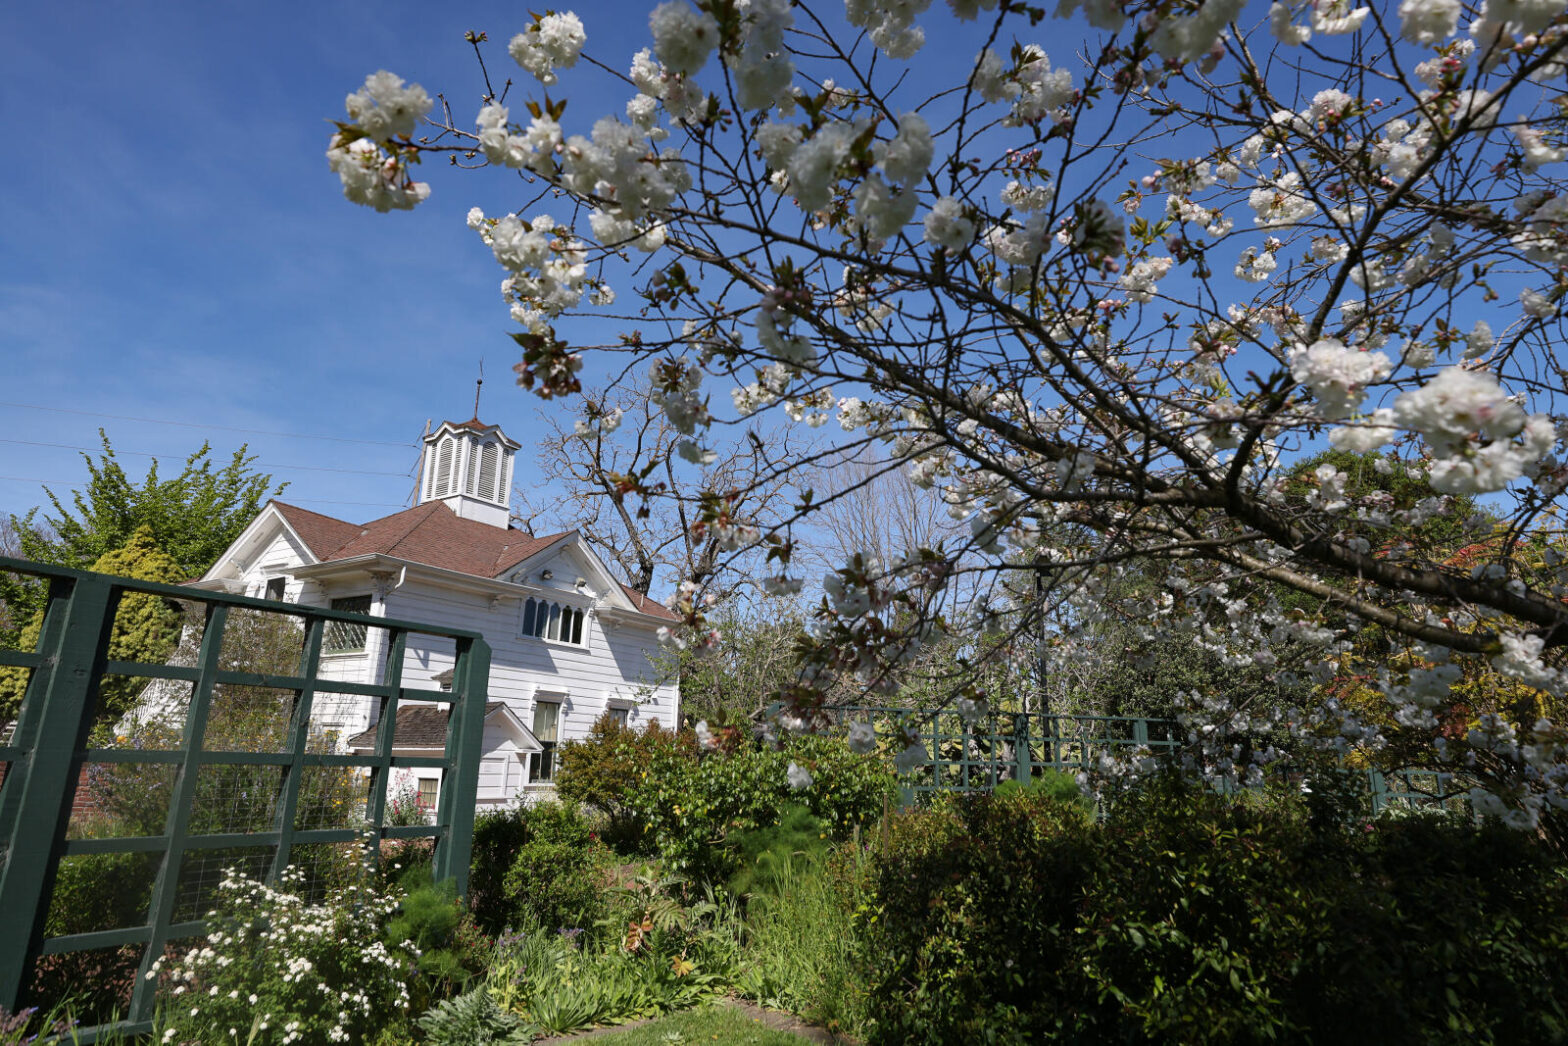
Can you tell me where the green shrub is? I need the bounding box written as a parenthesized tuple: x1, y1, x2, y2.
(469, 807, 532, 934)
(860, 782, 1097, 1043)
(620, 732, 895, 885)
(726, 805, 832, 899)
(857, 772, 1568, 1045)
(503, 836, 609, 933)
(556, 716, 685, 851)
(469, 801, 607, 934)
(737, 842, 872, 1036)
(384, 869, 490, 1011)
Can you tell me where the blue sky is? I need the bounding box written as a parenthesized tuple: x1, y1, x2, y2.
(0, 2, 663, 523)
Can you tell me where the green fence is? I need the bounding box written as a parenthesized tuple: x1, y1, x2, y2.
(0, 556, 491, 1040)
(809, 705, 1466, 814)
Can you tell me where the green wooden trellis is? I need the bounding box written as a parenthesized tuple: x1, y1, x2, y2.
(0, 555, 491, 1041)
(804, 705, 1466, 814)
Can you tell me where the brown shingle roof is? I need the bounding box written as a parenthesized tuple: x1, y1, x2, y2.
(268, 500, 678, 619)
(620, 584, 681, 622)
(272, 500, 566, 579)
(345, 701, 507, 750)
(272, 501, 362, 561)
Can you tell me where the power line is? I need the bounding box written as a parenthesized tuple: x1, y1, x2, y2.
(0, 437, 411, 477)
(0, 401, 418, 448)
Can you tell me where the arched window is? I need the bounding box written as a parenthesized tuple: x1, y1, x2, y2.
(522, 597, 587, 646)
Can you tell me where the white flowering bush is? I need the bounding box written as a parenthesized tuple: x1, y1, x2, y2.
(151, 865, 412, 1045)
(330, 1, 1568, 829)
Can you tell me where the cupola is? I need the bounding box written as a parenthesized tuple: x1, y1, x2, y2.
(418, 418, 520, 528)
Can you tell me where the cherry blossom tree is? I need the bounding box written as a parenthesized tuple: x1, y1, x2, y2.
(327, 0, 1568, 827)
(514, 376, 803, 596)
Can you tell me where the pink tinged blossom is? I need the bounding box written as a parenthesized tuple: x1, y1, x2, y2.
(893, 740, 929, 773)
(1522, 287, 1559, 317)
(787, 121, 862, 212)
(878, 113, 933, 187)
(847, 720, 877, 754)
(728, 0, 795, 111)
(326, 137, 429, 212)
(1149, 0, 1246, 62)
(1006, 47, 1076, 124)
(1329, 408, 1397, 453)
(971, 49, 1016, 104)
(846, 0, 934, 59)
(1515, 124, 1567, 170)
(1119, 257, 1173, 303)
(1393, 366, 1553, 493)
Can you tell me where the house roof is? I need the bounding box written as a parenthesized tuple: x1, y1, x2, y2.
(345, 700, 511, 750)
(272, 500, 567, 579)
(264, 499, 679, 621)
(620, 585, 680, 622)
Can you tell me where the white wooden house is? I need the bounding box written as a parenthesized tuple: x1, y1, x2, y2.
(188, 417, 681, 809)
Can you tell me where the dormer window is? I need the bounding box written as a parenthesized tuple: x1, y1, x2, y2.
(522, 597, 586, 646)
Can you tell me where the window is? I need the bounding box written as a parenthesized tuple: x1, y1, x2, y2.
(606, 706, 630, 728)
(416, 778, 439, 810)
(323, 595, 373, 653)
(264, 577, 287, 601)
(529, 700, 561, 782)
(522, 597, 586, 645)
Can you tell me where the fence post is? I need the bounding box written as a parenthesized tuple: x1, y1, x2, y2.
(433, 637, 489, 899)
(1014, 713, 1031, 783)
(0, 574, 117, 1014)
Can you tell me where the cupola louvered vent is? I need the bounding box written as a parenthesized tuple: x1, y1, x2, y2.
(433, 436, 455, 498)
(478, 443, 500, 500)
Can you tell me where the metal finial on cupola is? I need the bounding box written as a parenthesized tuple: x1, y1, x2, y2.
(473, 359, 484, 421)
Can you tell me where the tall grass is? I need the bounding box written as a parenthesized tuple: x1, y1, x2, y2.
(736, 844, 871, 1037)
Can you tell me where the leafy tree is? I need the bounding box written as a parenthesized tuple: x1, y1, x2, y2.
(0, 525, 185, 729)
(11, 430, 286, 577)
(1, 432, 284, 654)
